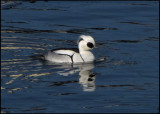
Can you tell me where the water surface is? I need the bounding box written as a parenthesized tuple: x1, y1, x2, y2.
(1, 1, 159, 113)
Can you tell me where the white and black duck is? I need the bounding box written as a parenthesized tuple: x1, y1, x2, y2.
(35, 35, 96, 64)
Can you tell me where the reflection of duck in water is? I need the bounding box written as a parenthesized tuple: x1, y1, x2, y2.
(78, 64, 96, 92)
(39, 62, 96, 92)
(34, 35, 96, 64)
(56, 63, 96, 92)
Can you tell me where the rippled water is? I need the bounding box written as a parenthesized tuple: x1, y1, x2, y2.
(1, 1, 159, 113)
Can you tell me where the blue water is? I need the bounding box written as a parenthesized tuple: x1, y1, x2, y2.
(1, 1, 159, 113)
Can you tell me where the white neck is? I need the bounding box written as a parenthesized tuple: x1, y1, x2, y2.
(79, 50, 95, 63)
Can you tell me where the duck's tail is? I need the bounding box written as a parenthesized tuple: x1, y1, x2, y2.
(30, 54, 45, 60)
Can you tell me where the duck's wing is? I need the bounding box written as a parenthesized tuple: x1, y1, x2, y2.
(43, 48, 79, 63)
(44, 51, 73, 63)
(31, 48, 79, 63)
(51, 48, 79, 56)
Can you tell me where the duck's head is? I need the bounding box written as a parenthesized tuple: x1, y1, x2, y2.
(78, 35, 96, 52)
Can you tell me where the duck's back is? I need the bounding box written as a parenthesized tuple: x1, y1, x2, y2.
(44, 48, 80, 63)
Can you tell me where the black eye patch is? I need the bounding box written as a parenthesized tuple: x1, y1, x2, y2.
(89, 74, 95, 77)
(79, 38, 83, 43)
(87, 42, 94, 48)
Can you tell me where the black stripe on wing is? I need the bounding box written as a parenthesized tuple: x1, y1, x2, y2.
(57, 52, 75, 64)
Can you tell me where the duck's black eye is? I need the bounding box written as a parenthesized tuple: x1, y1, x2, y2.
(89, 74, 95, 77)
(87, 42, 94, 48)
(88, 78, 94, 81)
(79, 38, 83, 43)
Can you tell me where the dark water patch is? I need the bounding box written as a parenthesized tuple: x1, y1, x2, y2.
(132, 87, 146, 90)
(1, 107, 17, 113)
(47, 80, 78, 87)
(54, 39, 76, 44)
(111, 37, 159, 44)
(131, 3, 149, 6)
(54, 92, 77, 96)
(97, 84, 135, 88)
(5, 21, 27, 24)
(96, 42, 106, 46)
(26, 8, 59, 11)
(61, 27, 118, 34)
(106, 59, 138, 65)
(22, 107, 46, 112)
(29, 0, 53, 3)
(1, 25, 24, 29)
(95, 58, 138, 68)
(113, 40, 141, 43)
(54, 24, 75, 27)
(88, 27, 118, 31)
(145, 37, 159, 41)
(120, 21, 147, 25)
(1, 107, 18, 110)
(17, 8, 65, 11)
(119, 53, 129, 55)
(97, 84, 149, 91)
(66, 28, 91, 34)
(11, 7, 66, 11)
